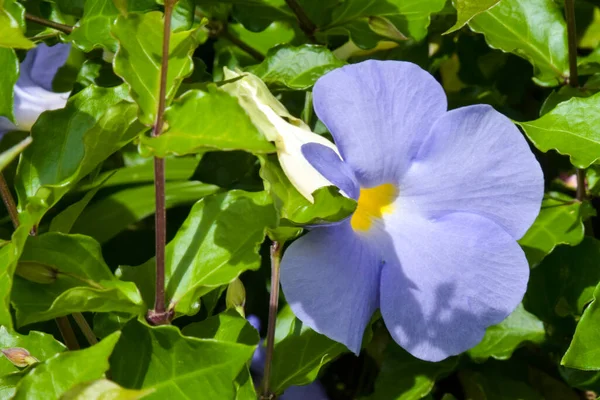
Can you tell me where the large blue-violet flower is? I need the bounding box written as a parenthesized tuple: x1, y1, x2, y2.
(279, 60, 543, 362)
(0, 43, 71, 135)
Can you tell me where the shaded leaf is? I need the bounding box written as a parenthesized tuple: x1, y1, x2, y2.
(112, 11, 207, 125)
(518, 93, 600, 168)
(11, 233, 145, 326)
(468, 0, 568, 86)
(139, 88, 275, 157)
(13, 332, 121, 400)
(110, 320, 256, 399)
(248, 44, 345, 90)
(117, 190, 277, 316)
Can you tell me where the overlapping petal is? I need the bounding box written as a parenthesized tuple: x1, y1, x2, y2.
(280, 222, 381, 354)
(313, 60, 447, 187)
(378, 212, 529, 362)
(398, 105, 543, 239)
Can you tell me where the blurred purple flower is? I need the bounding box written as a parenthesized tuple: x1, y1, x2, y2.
(280, 60, 543, 362)
(0, 43, 71, 135)
(248, 315, 329, 400)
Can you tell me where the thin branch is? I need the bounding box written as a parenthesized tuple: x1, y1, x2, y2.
(284, 0, 317, 42)
(147, 0, 177, 326)
(261, 241, 283, 399)
(72, 312, 98, 345)
(55, 317, 80, 350)
(0, 174, 19, 229)
(25, 13, 73, 34)
(221, 28, 265, 62)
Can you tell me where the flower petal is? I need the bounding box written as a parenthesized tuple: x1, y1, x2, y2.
(379, 212, 529, 362)
(399, 105, 543, 239)
(18, 43, 71, 92)
(313, 60, 447, 187)
(301, 143, 360, 199)
(280, 222, 380, 354)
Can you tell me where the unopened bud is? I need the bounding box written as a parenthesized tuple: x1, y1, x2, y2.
(368, 16, 407, 42)
(15, 262, 58, 284)
(226, 278, 246, 316)
(1, 347, 38, 368)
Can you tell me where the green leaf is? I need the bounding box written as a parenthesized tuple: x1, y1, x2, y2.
(112, 11, 207, 126)
(68, 0, 158, 52)
(0, 0, 35, 49)
(518, 193, 585, 266)
(0, 326, 65, 376)
(12, 332, 121, 400)
(182, 309, 260, 345)
(248, 45, 345, 90)
(110, 320, 256, 399)
(61, 379, 152, 400)
(259, 155, 356, 227)
(368, 344, 457, 400)
(139, 88, 275, 157)
(526, 238, 600, 323)
(468, 0, 568, 86)
(0, 48, 18, 121)
(0, 137, 31, 173)
(228, 21, 295, 56)
(15, 84, 144, 222)
(562, 280, 600, 369)
(11, 233, 145, 326)
(117, 190, 277, 316)
(445, 0, 500, 34)
(71, 181, 221, 243)
(518, 93, 600, 168)
(269, 322, 346, 394)
(468, 304, 545, 362)
(323, 0, 445, 47)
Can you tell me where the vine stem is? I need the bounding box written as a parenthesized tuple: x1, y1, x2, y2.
(284, 0, 317, 42)
(72, 313, 98, 345)
(221, 28, 265, 62)
(564, 0, 587, 203)
(55, 317, 80, 350)
(261, 241, 283, 399)
(25, 13, 73, 34)
(146, 0, 177, 326)
(0, 174, 19, 229)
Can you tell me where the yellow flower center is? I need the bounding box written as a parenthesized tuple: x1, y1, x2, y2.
(350, 183, 397, 232)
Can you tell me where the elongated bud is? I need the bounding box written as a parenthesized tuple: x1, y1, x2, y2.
(1, 347, 39, 368)
(15, 262, 58, 284)
(226, 278, 246, 316)
(368, 16, 407, 42)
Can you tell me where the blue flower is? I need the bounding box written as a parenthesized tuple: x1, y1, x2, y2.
(279, 60, 543, 362)
(0, 43, 71, 135)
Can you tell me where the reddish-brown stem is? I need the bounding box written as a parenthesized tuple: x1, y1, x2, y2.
(25, 13, 73, 34)
(0, 174, 18, 229)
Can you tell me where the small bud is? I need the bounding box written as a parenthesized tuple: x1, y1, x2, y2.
(1, 347, 39, 368)
(226, 278, 246, 316)
(15, 262, 58, 284)
(368, 16, 407, 42)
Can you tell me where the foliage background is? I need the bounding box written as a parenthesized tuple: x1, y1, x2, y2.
(1, 0, 600, 398)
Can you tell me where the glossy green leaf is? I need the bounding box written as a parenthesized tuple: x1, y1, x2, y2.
(0, 48, 18, 121)
(72, 181, 221, 243)
(15, 84, 144, 222)
(12, 332, 121, 400)
(182, 309, 259, 344)
(526, 238, 600, 323)
(139, 88, 275, 157)
(468, 304, 545, 361)
(562, 280, 600, 369)
(368, 344, 457, 400)
(445, 0, 500, 34)
(260, 155, 356, 227)
(519, 193, 584, 266)
(0, 326, 65, 376)
(110, 320, 256, 399)
(0, 0, 35, 49)
(468, 0, 568, 86)
(518, 93, 600, 168)
(228, 21, 295, 56)
(117, 190, 277, 316)
(61, 379, 152, 400)
(11, 233, 145, 326)
(270, 321, 346, 394)
(112, 11, 207, 126)
(248, 44, 345, 90)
